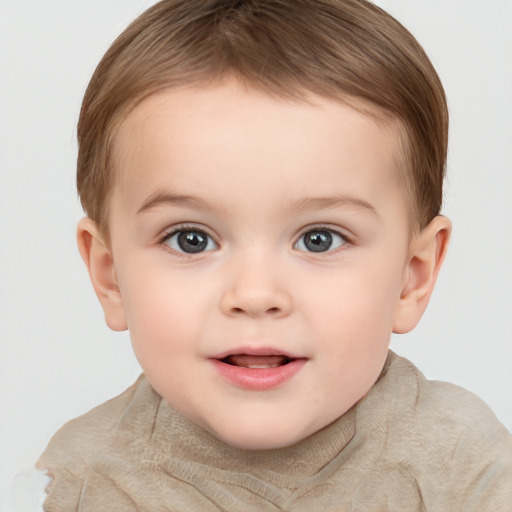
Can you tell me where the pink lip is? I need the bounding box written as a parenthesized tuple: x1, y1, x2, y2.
(211, 346, 303, 360)
(210, 346, 307, 391)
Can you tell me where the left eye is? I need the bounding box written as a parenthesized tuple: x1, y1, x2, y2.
(164, 229, 217, 254)
(295, 229, 346, 253)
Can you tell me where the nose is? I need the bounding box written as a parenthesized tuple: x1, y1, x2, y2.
(219, 257, 292, 319)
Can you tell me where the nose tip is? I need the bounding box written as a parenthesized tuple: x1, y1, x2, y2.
(219, 266, 292, 319)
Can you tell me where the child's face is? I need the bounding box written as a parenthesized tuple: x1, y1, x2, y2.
(106, 81, 413, 449)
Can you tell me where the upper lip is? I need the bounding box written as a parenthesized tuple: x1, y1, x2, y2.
(210, 346, 305, 360)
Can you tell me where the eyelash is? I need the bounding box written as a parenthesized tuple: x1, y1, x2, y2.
(294, 226, 350, 254)
(158, 225, 218, 256)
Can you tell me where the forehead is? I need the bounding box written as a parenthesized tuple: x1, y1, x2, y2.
(110, 82, 406, 217)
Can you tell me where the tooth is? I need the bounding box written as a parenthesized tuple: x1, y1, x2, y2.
(224, 355, 290, 367)
(246, 364, 280, 369)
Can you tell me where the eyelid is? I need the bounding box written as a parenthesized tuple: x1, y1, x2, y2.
(294, 225, 350, 252)
(158, 223, 219, 253)
(295, 224, 351, 241)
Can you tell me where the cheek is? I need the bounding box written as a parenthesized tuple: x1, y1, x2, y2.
(118, 268, 207, 359)
(325, 268, 399, 310)
(300, 255, 404, 346)
(303, 267, 401, 402)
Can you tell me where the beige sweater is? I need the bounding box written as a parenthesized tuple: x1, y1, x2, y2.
(37, 352, 512, 511)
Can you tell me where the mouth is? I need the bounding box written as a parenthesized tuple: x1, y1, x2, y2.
(210, 349, 307, 390)
(220, 354, 295, 369)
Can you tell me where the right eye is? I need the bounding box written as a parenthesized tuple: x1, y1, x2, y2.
(295, 228, 347, 253)
(163, 229, 217, 254)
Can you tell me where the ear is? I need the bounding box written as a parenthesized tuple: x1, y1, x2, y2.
(77, 217, 128, 331)
(393, 216, 451, 334)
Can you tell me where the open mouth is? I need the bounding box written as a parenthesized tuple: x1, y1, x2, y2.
(211, 350, 307, 389)
(220, 354, 294, 369)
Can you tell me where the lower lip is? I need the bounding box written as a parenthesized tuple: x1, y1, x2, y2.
(211, 359, 307, 391)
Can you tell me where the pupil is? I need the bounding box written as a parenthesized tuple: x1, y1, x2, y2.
(305, 230, 332, 252)
(178, 231, 207, 253)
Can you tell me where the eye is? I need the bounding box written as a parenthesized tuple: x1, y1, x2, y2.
(164, 229, 217, 254)
(295, 228, 346, 253)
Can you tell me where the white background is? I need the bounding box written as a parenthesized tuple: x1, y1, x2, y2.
(0, 0, 511, 508)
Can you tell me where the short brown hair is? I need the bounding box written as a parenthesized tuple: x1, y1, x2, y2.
(77, 0, 448, 235)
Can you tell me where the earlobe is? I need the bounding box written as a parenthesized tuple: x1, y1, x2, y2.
(393, 216, 451, 334)
(77, 218, 128, 331)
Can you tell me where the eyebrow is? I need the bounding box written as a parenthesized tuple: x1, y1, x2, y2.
(138, 191, 378, 217)
(137, 193, 213, 214)
(289, 196, 378, 216)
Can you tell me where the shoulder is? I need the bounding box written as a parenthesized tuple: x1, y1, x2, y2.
(37, 374, 153, 460)
(416, 364, 512, 508)
(406, 355, 511, 455)
(36, 375, 139, 469)
(377, 352, 512, 509)
(381, 351, 509, 436)
(35, 374, 158, 508)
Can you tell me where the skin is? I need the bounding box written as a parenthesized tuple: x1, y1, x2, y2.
(78, 81, 451, 450)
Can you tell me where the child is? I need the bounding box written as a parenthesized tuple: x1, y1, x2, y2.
(24, 0, 512, 509)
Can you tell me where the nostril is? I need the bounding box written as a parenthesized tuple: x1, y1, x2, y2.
(221, 288, 291, 318)
(229, 305, 281, 316)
